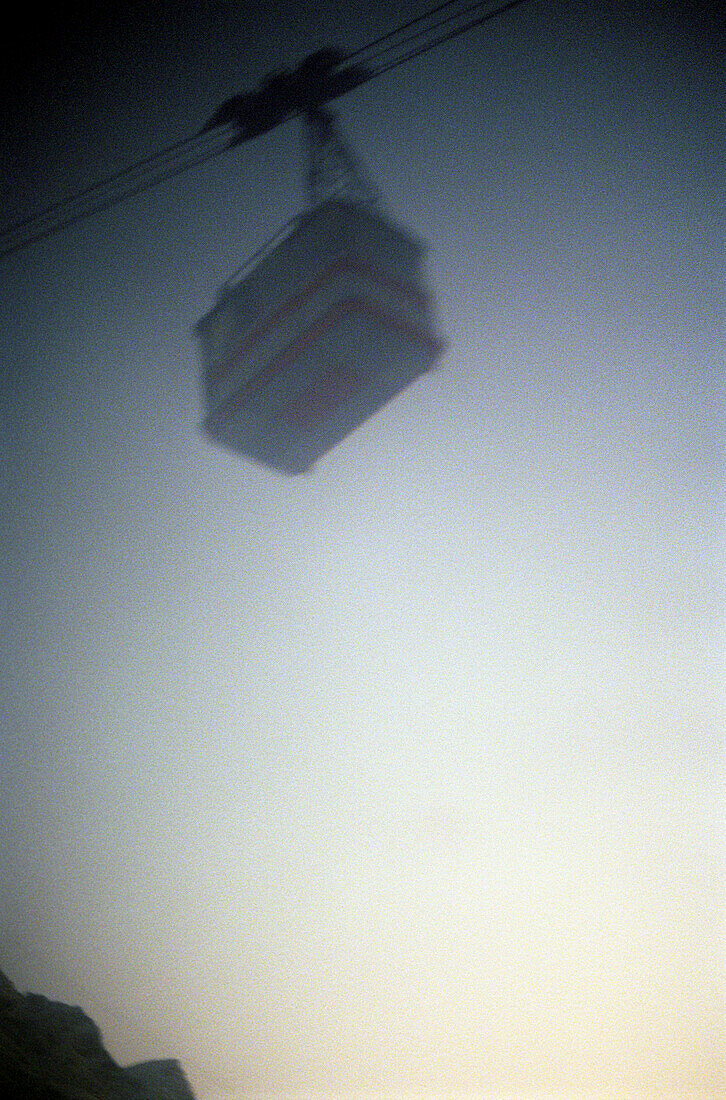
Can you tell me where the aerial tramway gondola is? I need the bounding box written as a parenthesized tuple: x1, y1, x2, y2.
(194, 50, 445, 474)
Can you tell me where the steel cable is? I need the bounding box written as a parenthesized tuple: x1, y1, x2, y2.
(0, 0, 535, 259)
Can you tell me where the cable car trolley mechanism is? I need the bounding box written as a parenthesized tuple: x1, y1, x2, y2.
(195, 51, 445, 474)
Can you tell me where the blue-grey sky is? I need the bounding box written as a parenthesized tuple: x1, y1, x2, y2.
(1, 2, 723, 1097)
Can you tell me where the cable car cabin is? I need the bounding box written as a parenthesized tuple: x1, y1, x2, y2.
(195, 199, 444, 474)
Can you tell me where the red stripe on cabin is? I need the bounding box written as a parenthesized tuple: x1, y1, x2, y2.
(205, 296, 444, 434)
(206, 254, 431, 391)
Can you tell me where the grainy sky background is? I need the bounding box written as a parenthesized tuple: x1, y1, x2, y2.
(0, 1, 723, 1097)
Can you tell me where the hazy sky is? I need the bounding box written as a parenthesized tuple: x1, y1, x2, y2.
(1, 2, 723, 1097)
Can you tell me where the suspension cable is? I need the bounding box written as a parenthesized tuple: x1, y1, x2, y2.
(0, 0, 536, 259)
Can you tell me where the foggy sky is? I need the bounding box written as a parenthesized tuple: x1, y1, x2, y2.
(1, 2, 723, 1097)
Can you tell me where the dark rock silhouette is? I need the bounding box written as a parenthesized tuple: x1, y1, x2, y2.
(126, 1062, 195, 1100)
(0, 971, 194, 1100)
